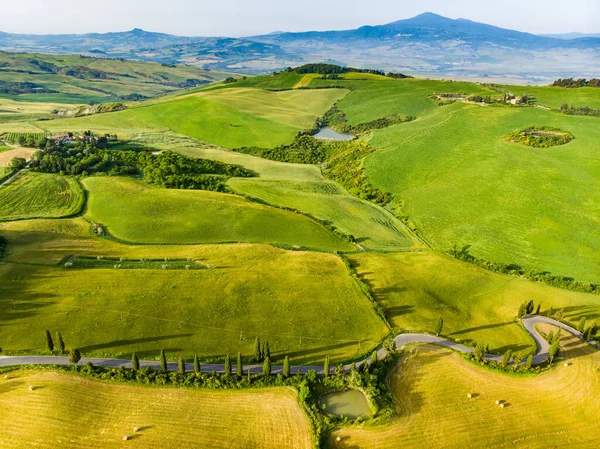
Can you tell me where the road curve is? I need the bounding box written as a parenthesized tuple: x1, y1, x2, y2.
(0, 316, 596, 373)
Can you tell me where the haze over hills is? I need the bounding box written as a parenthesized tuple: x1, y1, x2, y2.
(0, 12, 598, 81)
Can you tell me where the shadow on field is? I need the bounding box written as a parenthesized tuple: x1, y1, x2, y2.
(279, 341, 358, 364)
(449, 321, 514, 336)
(561, 305, 600, 322)
(80, 334, 193, 352)
(0, 380, 25, 395)
(385, 305, 414, 318)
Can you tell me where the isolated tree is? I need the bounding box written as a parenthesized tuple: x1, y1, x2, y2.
(434, 317, 444, 336)
(69, 348, 81, 365)
(474, 344, 485, 362)
(194, 355, 201, 375)
(178, 356, 185, 375)
(45, 330, 54, 353)
(535, 303, 541, 315)
(577, 317, 587, 333)
(56, 332, 65, 354)
(371, 350, 378, 366)
(253, 337, 262, 362)
(323, 356, 330, 377)
(526, 300, 535, 315)
(132, 353, 140, 370)
(525, 355, 533, 370)
(224, 353, 231, 376)
(582, 326, 593, 341)
(264, 341, 271, 360)
(237, 352, 243, 377)
(548, 339, 560, 364)
(382, 337, 396, 353)
(262, 356, 271, 376)
(502, 349, 512, 368)
(545, 330, 555, 343)
(518, 303, 527, 318)
(283, 356, 290, 378)
(160, 349, 168, 372)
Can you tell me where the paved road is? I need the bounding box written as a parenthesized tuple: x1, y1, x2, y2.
(0, 168, 27, 188)
(0, 316, 596, 373)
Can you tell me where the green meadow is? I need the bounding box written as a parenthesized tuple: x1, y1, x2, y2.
(0, 172, 84, 221)
(348, 251, 600, 355)
(41, 88, 346, 148)
(83, 176, 353, 250)
(0, 218, 387, 363)
(365, 102, 600, 282)
(498, 84, 600, 109)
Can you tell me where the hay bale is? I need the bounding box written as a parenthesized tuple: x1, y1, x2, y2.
(3, 375, 9, 380)
(500, 403, 506, 408)
(123, 436, 129, 441)
(336, 436, 341, 442)
(467, 393, 473, 398)
(564, 362, 569, 367)
(28, 385, 35, 391)
(133, 427, 140, 433)
(495, 400, 500, 405)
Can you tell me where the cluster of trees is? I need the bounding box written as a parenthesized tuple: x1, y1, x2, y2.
(44, 329, 81, 363)
(321, 105, 414, 135)
(466, 95, 493, 104)
(518, 300, 541, 318)
(237, 135, 332, 164)
(280, 64, 412, 79)
(448, 245, 600, 295)
(575, 317, 598, 341)
(552, 78, 600, 88)
(544, 330, 561, 364)
(559, 104, 600, 117)
(28, 136, 251, 192)
(504, 126, 574, 148)
(252, 337, 272, 363)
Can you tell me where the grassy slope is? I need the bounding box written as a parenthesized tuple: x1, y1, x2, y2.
(83, 177, 352, 251)
(229, 178, 418, 251)
(0, 371, 312, 449)
(366, 103, 600, 282)
(348, 251, 600, 355)
(41, 88, 346, 148)
(0, 52, 232, 104)
(0, 172, 84, 221)
(308, 77, 499, 124)
(0, 218, 388, 362)
(330, 331, 600, 448)
(498, 84, 600, 109)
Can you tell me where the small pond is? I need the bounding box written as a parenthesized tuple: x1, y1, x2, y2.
(313, 127, 353, 141)
(321, 389, 370, 419)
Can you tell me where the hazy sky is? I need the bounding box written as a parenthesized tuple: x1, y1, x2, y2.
(2, 0, 599, 36)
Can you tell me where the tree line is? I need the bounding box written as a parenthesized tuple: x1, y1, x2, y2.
(278, 63, 412, 79)
(551, 78, 600, 88)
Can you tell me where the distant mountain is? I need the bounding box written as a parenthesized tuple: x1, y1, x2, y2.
(541, 32, 600, 40)
(0, 14, 598, 79)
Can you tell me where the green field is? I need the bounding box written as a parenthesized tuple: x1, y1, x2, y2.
(41, 88, 347, 148)
(0, 172, 84, 221)
(83, 176, 353, 250)
(498, 84, 600, 109)
(0, 371, 313, 449)
(365, 102, 600, 282)
(0, 52, 232, 104)
(229, 178, 419, 251)
(0, 218, 387, 362)
(348, 251, 600, 355)
(331, 331, 600, 448)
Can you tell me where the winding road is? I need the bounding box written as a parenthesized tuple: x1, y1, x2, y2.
(0, 316, 596, 374)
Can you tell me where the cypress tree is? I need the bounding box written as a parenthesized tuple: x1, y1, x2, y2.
(56, 332, 65, 354)
(160, 349, 168, 372)
(283, 356, 290, 378)
(69, 348, 81, 364)
(526, 300, 534, 315)
(178, 356, 185, 375)
(577, 317, 587, 333)
(236, 352, 243, 377)
(253, 337, 262, 362)
(502, 349, 512, 367)
(434, 317, 444, 336)
(525, 354, 533, 370)
(323, 355, 330, 377)
(194, 355, 201, 375)
(262, 356, 271, 376)
(224, 353, 231, 376)
(582, 326, 592, 341)
(535, 303, 541, 315)
(132, 353, 140, 370)
(45, 330, 54, 353)
(264, 341, 271, 360)
(518, 302, 527, 318)
(371, 350, 378, 366)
